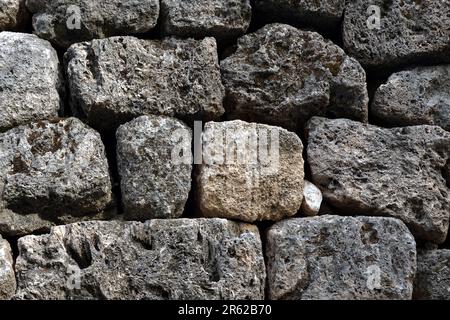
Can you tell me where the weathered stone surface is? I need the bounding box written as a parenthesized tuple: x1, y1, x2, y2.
(343, 0, 450, 71)
(25, 0, 159, 48)
(306, 117, 450, 243)
(0, 0, 28, 31)
(197, 120, 304, 222)
(66, 36, 224, 132)
(372, 65, 450, 131)
(0, 118, 113, 236)
(0, 32, 62, 131)
(161, 0, 252, 42)
(0, 235, 16, 299)
(414, 249, 450, 300)
(117, 115, 192, 220)
(267, 215, 417, 300)
(254, 0, 345, 31)
(301, 180, 322, 217)
(221, 24, 368, 131)
(14, 219, 266, 300)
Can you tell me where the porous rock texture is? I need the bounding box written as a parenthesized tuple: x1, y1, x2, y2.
(14, 219, 266, 300)
(0, 118, 113, 236)
(197, 120, 304, 222)
(343, 0, 450, 71)
(414, 250, 450, 300)
(221, 23, 368, 131)
(254, 0, 345, 31)
(0, 0, 28, 30)
(0, 32, 62, 131)
(65, 36, 224, 132)
(117, 115, 192, 220)
(372, 65, 450, 131)
(0, 235, 16, 299)
(307, 117, 450, 244)
(266, 215, 417, 300)
(25, 0, 160, 48)
(161, 0, 252, 42)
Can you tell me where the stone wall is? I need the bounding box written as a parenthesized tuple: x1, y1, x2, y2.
(0, 0, 449, 300)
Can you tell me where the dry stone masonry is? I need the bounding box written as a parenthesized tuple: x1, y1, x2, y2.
(14, 219, 266, 300)
(0, 0, 449, 300)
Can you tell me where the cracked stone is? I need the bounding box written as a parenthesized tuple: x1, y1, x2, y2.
(14, 219, 266, 300)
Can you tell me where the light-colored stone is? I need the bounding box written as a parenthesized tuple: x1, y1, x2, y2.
(220, 23, 368, 131)
(301, 180, 322, 217)
(306, 117, 450, 243)
(0, 118, 113, 236)
(26, 0, 159, 48)
(0, 32, 62, 131)
(14, 219, 266, 300)
(0, 235, 16, 299)
(267, 215, 417, 300)
(197, 120, 304, 222)
(117, 115, 193, 220)
(65, 36, 224, 132)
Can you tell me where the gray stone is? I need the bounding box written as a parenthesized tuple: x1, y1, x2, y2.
(372, 65, 450, 131)
(414, 249, 450, 300)
(65, 36, 224, 133)
(14, 219, 266, 300)
(0, 118, 114, 236)
(117, 115, 193, 220)
(197, 120, 304, 222)
(0, 32, 62, 131)
(161, 0, 252, 42)
(0, 235, 16, 299)
(254, 0, 345, 31)
(25, 0, 159, 48)
(343, 0, 450, 71)
(0, 0, 28, 31)
(267, 215, 417, 300)
(306, 117, 450, 243)
(220, 23, 368, 131)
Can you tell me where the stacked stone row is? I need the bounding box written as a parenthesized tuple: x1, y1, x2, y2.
(0, 0, 449, 300)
